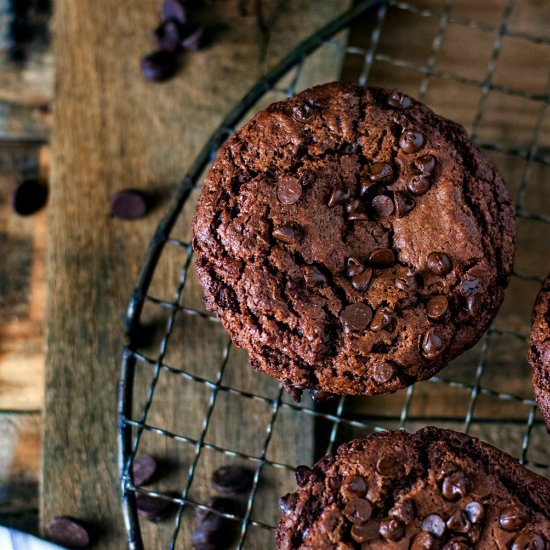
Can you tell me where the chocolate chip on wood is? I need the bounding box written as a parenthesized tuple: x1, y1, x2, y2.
(47, 516, 91, 548)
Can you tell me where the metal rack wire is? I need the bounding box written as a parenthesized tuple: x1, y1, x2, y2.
(118, 0, 550, 548)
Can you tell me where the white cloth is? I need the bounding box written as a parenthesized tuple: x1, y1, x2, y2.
(0, 527, 66, 550)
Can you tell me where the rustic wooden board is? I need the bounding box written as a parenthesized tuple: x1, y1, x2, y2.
(42, 1, 350, 548)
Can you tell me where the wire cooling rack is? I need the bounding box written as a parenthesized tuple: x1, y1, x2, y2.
(118, 0, 550, 548)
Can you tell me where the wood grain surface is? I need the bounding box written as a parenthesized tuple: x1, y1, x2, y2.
(42, 1, 349, 548)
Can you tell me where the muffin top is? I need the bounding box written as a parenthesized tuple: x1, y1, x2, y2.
(192, 83, 516, 397)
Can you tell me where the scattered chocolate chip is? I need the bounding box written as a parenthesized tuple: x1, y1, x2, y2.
(442, 538, 472, 550)
(180, 24, 206, 51)
(372, 363, 394, 385)
(294, 465, 315, 487)
(376, 454, 401, 476)
(132, 454, 157, 486)
(389, 498, 415, 524)
(346, 257, 365, 278)
(340, 303, 372, 332)
(388, 91, 412, 109)
(136, 494, 173, 521)
(394, 190, 416, 217)
(340, 474, 368, 499)
(351, 267, 373, 292)
(427, 295, 449, 321)
(211, 465, 254, 495)
(346, 199, 368, 221)
(277, 175, 302, 205)
(427, 252, 452, 276)
(511, 532, 546, 550)
(350, 520, 379, 543)
(193, 498, 238, 549)
(459, 276, 481, 314)
(399, 130, 425, 153)
(372, 194, 395, 218)
(155, 19, 182, 52)
(292, 102, 315, 123)
(111, 190, 148, 220)
(304, 266, 327, 287)
(414, 154, 436, 174)
(499, 507, 529, 531)
(464, 501, 484, 524)
(273, 223, 303, 244)
(141, 50, 178, 82)
(370, 307, 396, 332)
(343, 498, 372, 523)
(408, 173, 432, 195)
(327, 187, 351, 208)
(12, 179, 48, 216)
(279, 492, 298, 515)
(411, 531, 437, 549)
(446, 510, 470, 533)
(395, 270, 419, 291)
(441, 470, 469, 501)
(465, 293, 482, 314)
(162, 0, 188, 23)
(369, 161, 394, 183)
(379, 518, 405, 541)
(470, 476, 492, 499)
(421, 514, 446, 537)
(47, 517, 90, 548)
(310, 388, 337, 402)
(369, 248, 395, 268)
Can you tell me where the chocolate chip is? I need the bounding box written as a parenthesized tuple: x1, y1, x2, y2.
(372, 363, 394, 384)
(276, 176, 302, 205)
(340, 474, 368, 499)
(421, 514, 446, 537)
(460, 276, 481, 313)
(376, 454, 401, 476)
(279, 492, 298, 514)
(511, 532, 546, 550)
(47, 517, 91, 548)
(464, 501, 484, 524)
(442, 538, 472, 550)
(304, 266, 327, 287)
(328, 186, 352, 208)
(441, 470, 469, 501)
(499, 507, 529, 531)
(369, 248, 395, 268)
(421, 327, 445, 358)
(193, 497, 237, 549)
(389, 498, 415, 524)
(273, 223, 303, 244)
(136, 494, 173, 521)
(394, 191, 416, 217)
(162, 0, 187, 23)
(370, 307, 396, 332)
(180, 24, 206, 52)
(343, 498, 372, 523)
(427, 252, 452, 275)
(379, 518, 405, 541)
(293, 102, 315, 123)
(399, 130, 425, 153)
(395, 270, 419, 291)
(12, 179, 48, 216)
(346, 199, 368, 221)
(111, 190, 148, 220)
(351, 267, 373, 292)
(408, 173, 432, 195)
(310, 388, 337, 402)
(141, 50, 178, 82)
(470, 476, 492, 499)
(300, 170, 316, 187)
(155, 20, 182, 52)
(294, 465, 316, 487)
(340, 303, 372, 332)
(388, 91, 412, 109)
(350, 520, 379, 543)
(427, 295, 449, 321)
(369, 161, 395, 183)
(132, 454, 157, 486)
(372, 194, 395, 218)
(346, 257, 365, 278)
(446, 510, 470, 533)
(411, 532, 437, 549)
(414, 154, 436, 174)
(211, 465, 254, 495)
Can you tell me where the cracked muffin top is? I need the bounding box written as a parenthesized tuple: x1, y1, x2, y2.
(275, 428, 550, 549)
(192, 83, 516, 398)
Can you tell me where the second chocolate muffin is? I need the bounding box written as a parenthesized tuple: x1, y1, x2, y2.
(192, 83, 516, 398)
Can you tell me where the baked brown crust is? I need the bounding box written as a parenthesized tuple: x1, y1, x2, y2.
(192, 83, 516, 397)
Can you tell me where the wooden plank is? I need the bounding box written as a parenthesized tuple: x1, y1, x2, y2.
(42, 1, 350, 548)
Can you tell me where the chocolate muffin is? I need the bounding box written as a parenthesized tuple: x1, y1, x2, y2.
(528, 274, 550, 430)
(192, 83, 516, 398)
(276, 427, 550, 549)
